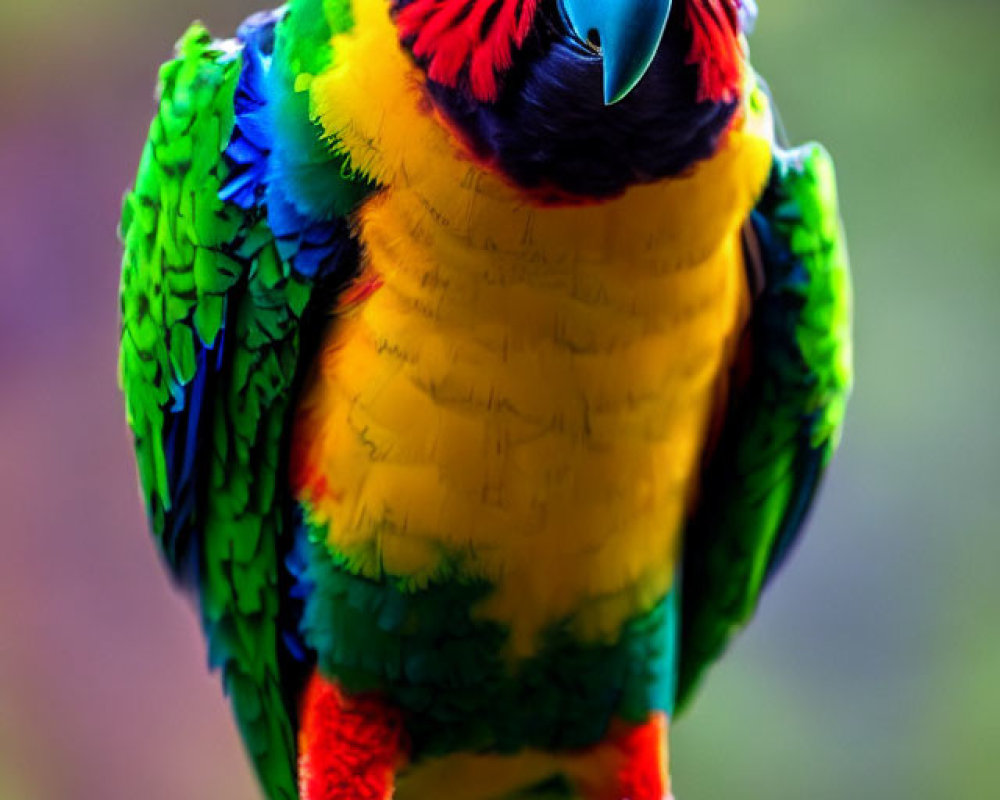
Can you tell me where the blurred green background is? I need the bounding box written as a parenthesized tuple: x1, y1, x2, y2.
(1, 0, 998, 798)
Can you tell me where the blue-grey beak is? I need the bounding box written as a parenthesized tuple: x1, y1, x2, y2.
(560, 0, 674, 105)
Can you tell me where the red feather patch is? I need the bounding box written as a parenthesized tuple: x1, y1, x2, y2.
(393, 0, 540, 102)
(298, 673, 408, 800)
(575, 714, 670, 800)
(685, 0, 744, 104)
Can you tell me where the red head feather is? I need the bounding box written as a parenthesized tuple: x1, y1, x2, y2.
(393, 0, 540, 102)
(685, 0, 744, 104)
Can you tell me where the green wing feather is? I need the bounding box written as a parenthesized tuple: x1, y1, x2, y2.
(119, 27, 299, 797)
(675, 144, 853, 711)
(119, 16, 368, 797)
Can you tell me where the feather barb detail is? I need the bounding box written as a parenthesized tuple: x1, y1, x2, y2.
(686, 0, 744, 104)
(393, 0, 540, 102)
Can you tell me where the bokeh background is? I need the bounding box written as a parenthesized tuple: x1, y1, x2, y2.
(2, 0, 998, 798)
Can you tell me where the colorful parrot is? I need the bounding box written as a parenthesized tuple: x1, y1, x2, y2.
(118, 0, 852, 798)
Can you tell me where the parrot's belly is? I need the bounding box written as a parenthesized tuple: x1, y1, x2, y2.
(293, 177, 751, 654)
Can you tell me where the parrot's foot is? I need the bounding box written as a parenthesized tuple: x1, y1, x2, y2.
(298, 671, 409, 800)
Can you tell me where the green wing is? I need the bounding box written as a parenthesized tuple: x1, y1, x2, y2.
(675, 144, 853, 711)
(119, 17, 368, 798)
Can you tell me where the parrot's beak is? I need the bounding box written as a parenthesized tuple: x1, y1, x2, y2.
(560, 0, 674, 105)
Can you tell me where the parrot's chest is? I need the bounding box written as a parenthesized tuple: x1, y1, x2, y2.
(293, 169, 750, 649)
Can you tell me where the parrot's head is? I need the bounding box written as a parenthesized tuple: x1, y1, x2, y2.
(391, 0, 757, 197)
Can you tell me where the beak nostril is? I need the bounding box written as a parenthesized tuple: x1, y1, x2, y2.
(586, 28, 602, 51)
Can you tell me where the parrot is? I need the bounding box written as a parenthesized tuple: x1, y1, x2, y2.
(118, 0, 852, 798)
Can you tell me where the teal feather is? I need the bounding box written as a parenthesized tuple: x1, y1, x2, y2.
(293, 521, 680, 757)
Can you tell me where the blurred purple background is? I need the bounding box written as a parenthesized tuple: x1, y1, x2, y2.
(2, 1, 999, 799)
(0, 2, 263, 798)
